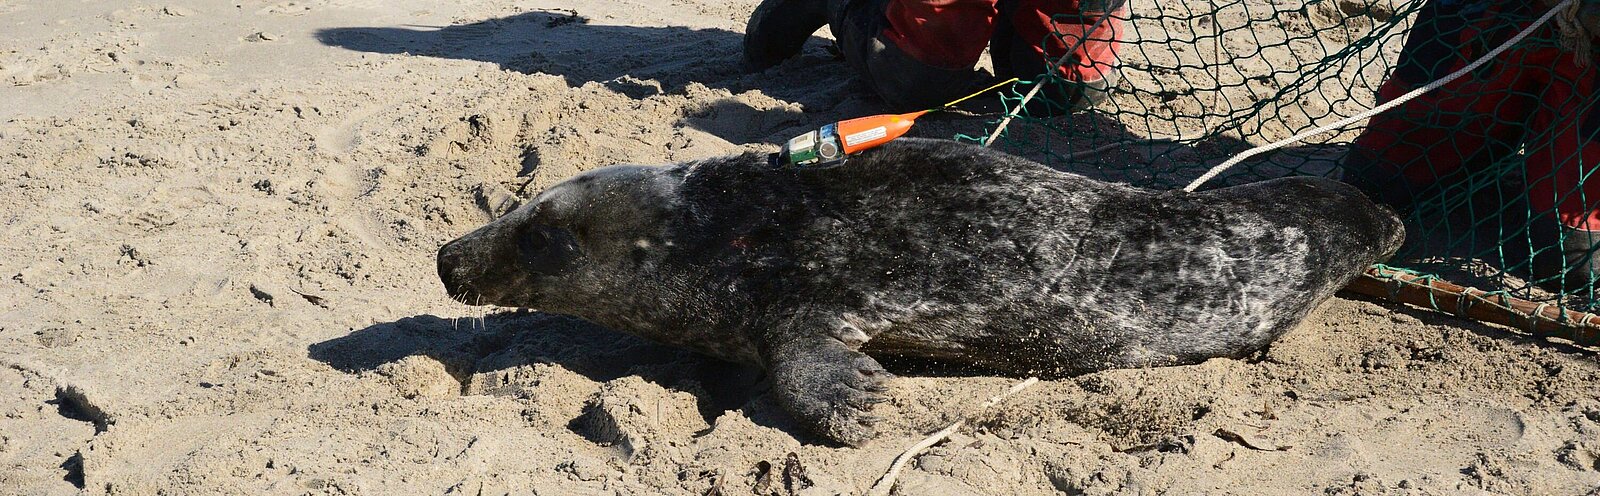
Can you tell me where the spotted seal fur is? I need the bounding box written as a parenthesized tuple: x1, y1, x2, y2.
(436, 138, 1404, 445)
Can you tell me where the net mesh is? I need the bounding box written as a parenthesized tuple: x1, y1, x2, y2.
(960, 0, 1600, 313)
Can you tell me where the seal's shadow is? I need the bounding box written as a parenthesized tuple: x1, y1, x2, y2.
(308, 312, 793, 435)
(307, 311, 1034, 445)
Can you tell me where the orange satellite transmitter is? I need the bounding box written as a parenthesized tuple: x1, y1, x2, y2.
(775, 78, 1017, 168)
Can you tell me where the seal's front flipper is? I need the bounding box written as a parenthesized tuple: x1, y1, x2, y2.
(766, 333, 892, 446)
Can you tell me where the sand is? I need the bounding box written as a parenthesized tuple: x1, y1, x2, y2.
(1, 0, 1598, 494)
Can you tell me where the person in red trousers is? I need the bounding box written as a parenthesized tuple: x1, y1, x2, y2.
(1342, 0, 1600, 291)
(742, 0, 1127, 112)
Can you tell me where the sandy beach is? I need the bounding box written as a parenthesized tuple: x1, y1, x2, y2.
(2, 0, 1599, 494)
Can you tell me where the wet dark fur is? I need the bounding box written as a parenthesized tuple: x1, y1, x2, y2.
(436, 138, 1404, 445)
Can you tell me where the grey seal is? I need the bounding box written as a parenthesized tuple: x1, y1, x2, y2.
(436, 138, 1404, 445)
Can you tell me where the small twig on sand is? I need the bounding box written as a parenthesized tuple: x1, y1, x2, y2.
(867, 377, 1039, 496)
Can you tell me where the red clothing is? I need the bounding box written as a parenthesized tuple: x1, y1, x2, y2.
(882, 0, 999, 70)
(1353, 1, 1600, 229)
(881, 0, 1124, 82)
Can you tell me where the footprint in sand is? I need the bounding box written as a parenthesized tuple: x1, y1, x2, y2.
(243, 32, 281, 43)
(313, 104, 383, 156)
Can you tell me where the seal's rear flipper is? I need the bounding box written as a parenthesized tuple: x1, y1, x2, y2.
(766, 331, 892, 446)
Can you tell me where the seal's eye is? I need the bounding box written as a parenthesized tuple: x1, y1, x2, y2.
(521, 228, 548, 252)
(518, 225, 579, 275)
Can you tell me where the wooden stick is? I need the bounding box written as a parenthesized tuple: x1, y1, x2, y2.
(1342, 266, 1600, 347)
(867, 377, 1039, 496)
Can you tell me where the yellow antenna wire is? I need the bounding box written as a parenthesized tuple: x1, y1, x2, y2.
(928, 77, 1020, 112)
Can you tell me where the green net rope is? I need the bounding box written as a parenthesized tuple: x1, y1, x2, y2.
(960, 0, 1600, 313)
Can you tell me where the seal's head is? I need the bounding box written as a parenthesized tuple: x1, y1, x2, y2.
(436, 165, 679, 313)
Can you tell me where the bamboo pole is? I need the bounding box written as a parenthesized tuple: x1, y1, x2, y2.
(1342, 266, 1600, 347)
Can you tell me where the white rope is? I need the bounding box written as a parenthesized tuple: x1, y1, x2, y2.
(867, 377, 1038, 496)
(1181, 0, 1575, 192)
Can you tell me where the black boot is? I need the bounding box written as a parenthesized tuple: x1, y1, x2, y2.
(1530, 223, 1600, 295)
(827, 0, 993, 111)
(743, 0, 831, 71)
(1560, 227, 1600, 294)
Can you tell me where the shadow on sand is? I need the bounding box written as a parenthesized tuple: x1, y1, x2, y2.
(314, 10, 848, 110)
(307, 311, 795, 436)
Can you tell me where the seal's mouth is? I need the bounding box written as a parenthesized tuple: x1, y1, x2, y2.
(445, 283, 486, 307)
